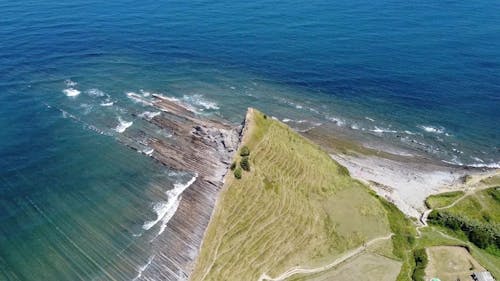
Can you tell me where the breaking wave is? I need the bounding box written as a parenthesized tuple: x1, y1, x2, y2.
(139, 111, 161, 121)
(62, 88, 81, 97)
(114, 117, 133, 133)
(418, 125, 445, 134)
(182, 94, 219, 111)
(127, 92, 153, 106)
(142, 174, 198, 237)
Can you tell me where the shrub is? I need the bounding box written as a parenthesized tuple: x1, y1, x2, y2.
(412, 249, 428, 281)
(428, 210, 500, 251)
(234, 168, 242, 179)
(240, 146, 250, 157)
(240, 156, 250, 171)
(230, 161, 236, 171)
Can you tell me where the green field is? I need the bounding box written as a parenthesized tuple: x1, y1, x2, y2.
(444, 187, 500, 223)
(423, 185, 500, 279)
(425, 191, 465, 209)
(189, 109, 404, 281)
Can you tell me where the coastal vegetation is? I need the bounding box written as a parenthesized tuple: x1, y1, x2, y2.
(425, 191, 464, 209)
(427, 187, 500, 255)
(411, 249, 428, 281)
(420, 184, 500, 279)
(190, 109, 399, 281)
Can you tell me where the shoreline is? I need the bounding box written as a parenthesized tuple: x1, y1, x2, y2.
(302, 126, 499, 218)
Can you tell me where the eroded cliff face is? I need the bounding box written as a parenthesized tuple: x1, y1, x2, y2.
(123, 94, 242, 281)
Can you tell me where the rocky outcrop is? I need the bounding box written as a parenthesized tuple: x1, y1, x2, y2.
(125, 96, 241, 281)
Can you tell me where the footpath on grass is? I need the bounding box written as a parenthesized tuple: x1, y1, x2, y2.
(258, 233, 394, 281)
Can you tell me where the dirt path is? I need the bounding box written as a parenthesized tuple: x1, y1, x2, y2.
(416, 179, 496, 237)
(257, 233, 394, 281)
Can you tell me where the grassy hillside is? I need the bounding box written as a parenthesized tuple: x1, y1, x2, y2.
(445, 187, 500, 223)
(189, 109, 400, 281)
(425, 191, 465, 209)
(424, 185, 500, 278)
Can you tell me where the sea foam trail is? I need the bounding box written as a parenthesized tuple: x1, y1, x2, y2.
(132, 255, 155, 281)
(115, 117, 133, 133)
(127, 92, 153, 106)
(138, 111, 161, 121)
(182, 94, 219, 111)
(142, 174, 198, 236)
(418, 125, 445, 134)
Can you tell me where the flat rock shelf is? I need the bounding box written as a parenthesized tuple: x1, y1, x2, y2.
(123, 95, 242, 281)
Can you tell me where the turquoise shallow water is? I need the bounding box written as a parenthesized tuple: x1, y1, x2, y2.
(1, 0, 499, 280)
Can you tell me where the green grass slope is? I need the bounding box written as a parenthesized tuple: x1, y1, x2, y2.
(424, 185, 500, 278)
(190, 109, 401, 281)
(425, 191, 465, 209)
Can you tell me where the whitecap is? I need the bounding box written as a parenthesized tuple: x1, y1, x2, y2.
(370, 126, 397, 134)
(365, 117, 375, 122)
(418, 125, 445, 134)
(350, 124, 359, 130)
(282, 118, 292, 123)
(100, 101, 114, 107)
(472, 156, 484, 163)
(114, 117, 133, 133)
(326, 116, 345, 126)
(142, 202, 170, 230)
(404, 130, 416, 135)
(141, 148, 154, 156)
(143, 174, 198, 237)
(182, 94, 219, 111)
(86, 88, 105, 97)
(279, 98, 303, 110)
(62, 88, 80, 97)
(139, 111, 161, 121)
(157, 175, 198, 236)
(127, 92, 153, 106)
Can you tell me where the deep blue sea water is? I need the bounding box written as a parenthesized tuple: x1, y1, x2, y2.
(1, 0, 499, 280)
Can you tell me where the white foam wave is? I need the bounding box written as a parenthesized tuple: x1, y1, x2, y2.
(143, 174, 198, 236)
(182, 94, 219, 111)
(86, 88, 105, 97)
(365, 117, 375, 122)
(443, 159, 500, 169)
(472, 157, 484, 163)
(115, 117, 133, 133)
(279, 98, 303, 110)
(370, 126, 397, 134)
(141, 148, 154, 156)
(326, 116, 345, 126)
(132, 255, 155, 281)
(282, 118, 292, 123)
(100, 101, 114, 107)
(404, 130, 416, 135)
(127, 92, 153, 106)
(62, 88, 81, 97)
(418, 125, 445, 134)
(139, 111, 161, 121)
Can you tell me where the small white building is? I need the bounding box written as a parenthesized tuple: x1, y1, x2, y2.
(472, 271, 496, 281)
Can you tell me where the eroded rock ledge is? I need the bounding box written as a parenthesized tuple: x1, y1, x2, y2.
(124, 95, 242, 281)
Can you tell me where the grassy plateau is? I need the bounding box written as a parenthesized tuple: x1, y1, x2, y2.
(189, 109, 408, 281)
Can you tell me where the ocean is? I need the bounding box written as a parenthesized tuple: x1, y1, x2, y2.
(1, 0, 499, 280)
